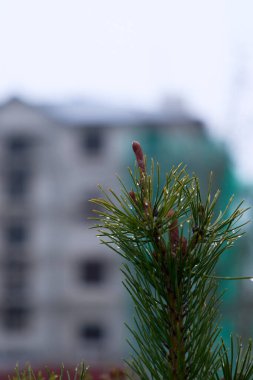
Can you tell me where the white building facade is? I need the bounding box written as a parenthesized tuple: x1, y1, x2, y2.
(0, 98, 136, 369)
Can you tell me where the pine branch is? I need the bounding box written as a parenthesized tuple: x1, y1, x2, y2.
(90, 141, 251, 380)
(217, 336, 253, 379)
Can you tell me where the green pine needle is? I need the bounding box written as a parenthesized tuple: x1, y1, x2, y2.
(91, 141, 252, 380)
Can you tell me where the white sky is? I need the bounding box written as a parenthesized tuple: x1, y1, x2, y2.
(0, 0, 253, 183)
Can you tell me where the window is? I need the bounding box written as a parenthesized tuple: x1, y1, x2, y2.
(82, 197, 93, 219)
(5, 224, 27, 245)
(79, 323, 105, 342)
(80, 127, 104, 154)
(4, 270, 27, 290)
(3, 257, 28, 272)
(78, 259, 106, 285)
(2, 306, 30, 330)
(6, 169, 30, 198)
(5, 135, 32, 155)
(81, 190, 101, 221)
(3, 259, 28, 291)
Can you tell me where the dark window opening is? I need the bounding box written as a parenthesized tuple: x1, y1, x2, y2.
(3, 257, 28, 272)
(4, 272, 27, 294)
(79, 259, 106, 284)
(5, 224, 27, 245)
(2, 306, 30, 330)
(80, 128, 103, 154)
(3, 262, 28, 290)
(82, 198, 93, 219)
(79, 324, 104, 342)
(6, 135, 32, 155)
(82, 190, 101, 221)
(6, 169, 30, 198)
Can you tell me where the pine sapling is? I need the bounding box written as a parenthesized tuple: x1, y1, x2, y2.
(91, 141, 253, 380)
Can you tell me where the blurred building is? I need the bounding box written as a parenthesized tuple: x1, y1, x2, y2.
(0, 98, 137, 369)
(0, 97, 251, 371)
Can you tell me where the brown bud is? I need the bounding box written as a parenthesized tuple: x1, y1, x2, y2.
(168, 209, 179, 256)
(167, 209, 175, 218)
(132, 141, 146, 173)
(129, 190, 137, 204)
(153, 251, 158, 261)
(109, 368, 125, 380)
(168, 210, 187, 257)
(180, 236, 188, 256)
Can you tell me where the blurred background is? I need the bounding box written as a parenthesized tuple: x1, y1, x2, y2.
(0, 0, 252, 374)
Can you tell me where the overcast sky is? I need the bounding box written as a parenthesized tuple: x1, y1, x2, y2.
(0, 1, 253, 182)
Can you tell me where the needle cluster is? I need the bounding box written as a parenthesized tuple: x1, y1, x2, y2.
(91, 142, 253, 380)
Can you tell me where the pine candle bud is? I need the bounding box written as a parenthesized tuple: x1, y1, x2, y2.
(168, 209, 187, 257)
(129, 190, 137, 204)
(132, 141, 146, 173)
(180, 236, 188, 256)
(109, 368, 125, 380)
(153, 251, 158, 261)
(168, 209, 179, 256)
